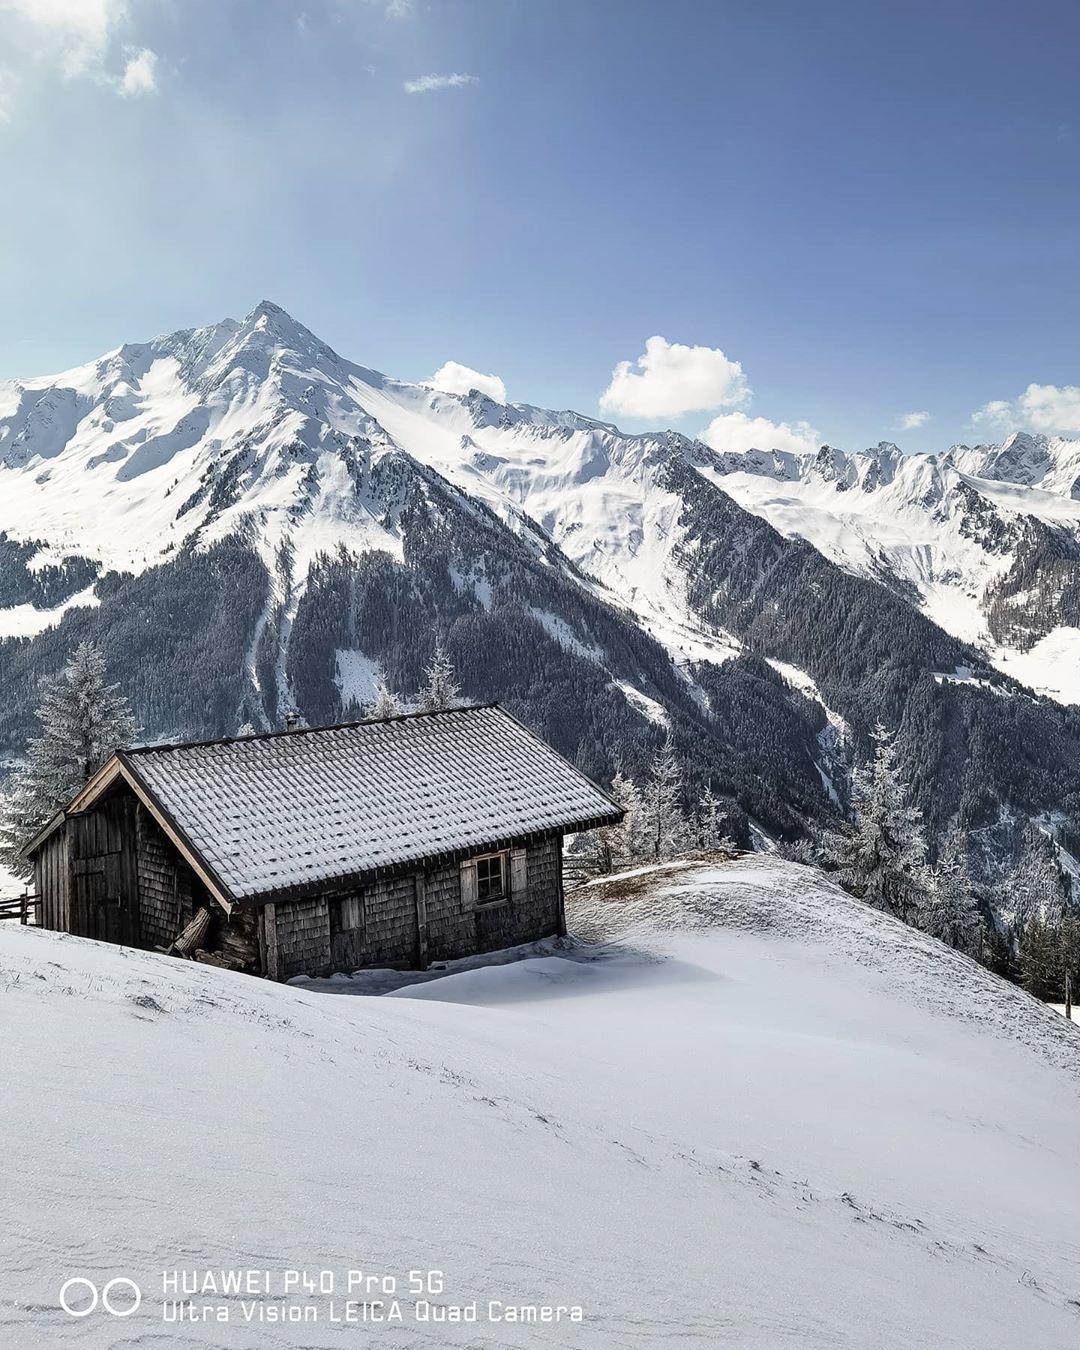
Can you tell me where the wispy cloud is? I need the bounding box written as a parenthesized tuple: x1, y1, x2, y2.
(0, 0, 121, 76)
(403, 72, 479, 94)
(0, 66, 14, 123)
(899, 410, 930, 430)
(0, 0, 159, 109)
(117, 45, 157, 97)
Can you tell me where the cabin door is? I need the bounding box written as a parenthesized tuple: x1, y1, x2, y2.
(70, 800, 140, 946)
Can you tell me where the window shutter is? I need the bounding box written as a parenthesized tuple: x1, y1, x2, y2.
(510, 848, 528, 901)
(461, 860, 478, 908)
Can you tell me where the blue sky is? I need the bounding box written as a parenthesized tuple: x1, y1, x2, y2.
(1, 0, 1078, 453)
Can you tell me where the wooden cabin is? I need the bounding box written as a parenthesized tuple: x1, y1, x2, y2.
(23, 704, 622, 981)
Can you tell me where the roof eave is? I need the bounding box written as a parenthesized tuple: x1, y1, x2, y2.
(233, 811, 624, 907)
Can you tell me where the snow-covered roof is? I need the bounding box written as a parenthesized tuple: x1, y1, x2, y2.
(120, 704, 620, 903)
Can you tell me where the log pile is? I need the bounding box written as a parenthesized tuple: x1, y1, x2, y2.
(193, 906, 259, 972)
(167, 907, 211, 957)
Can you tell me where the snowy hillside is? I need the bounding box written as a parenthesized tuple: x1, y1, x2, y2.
(2, 858, 1078, 1348)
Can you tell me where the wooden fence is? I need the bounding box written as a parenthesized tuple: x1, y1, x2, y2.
(0, 892, 39, 925)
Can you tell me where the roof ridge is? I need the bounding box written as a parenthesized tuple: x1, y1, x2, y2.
(125, 702, 502, 756)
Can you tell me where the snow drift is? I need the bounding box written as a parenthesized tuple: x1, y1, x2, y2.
(2, 857, 1078, 1348)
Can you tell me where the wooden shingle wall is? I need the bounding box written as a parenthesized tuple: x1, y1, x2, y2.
(445, 834, 562, 962)
(265, 833, 564, 979)
(264, 896, 331, 980)
(135, 805, 197, 949)
(359, 874, 420, 967)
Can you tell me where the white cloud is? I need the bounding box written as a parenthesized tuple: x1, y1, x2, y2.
(899, 410, 930, 430)
(404, 72, 479, 94)
(427, 360, 506, 404)
(599, 335, 750, 420)
(972, 384, 1080, 435)
(0, 0, 158, 105)
(970, 400, 1015, 431)
(117, 45, 157, 97)
(701, 411, 821, 457)
(0, 0, 121, 75)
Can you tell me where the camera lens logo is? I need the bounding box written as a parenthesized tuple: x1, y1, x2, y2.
(59, 1278, 142, 1318)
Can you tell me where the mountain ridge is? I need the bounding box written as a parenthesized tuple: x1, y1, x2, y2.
(2, 302, 1080, 922)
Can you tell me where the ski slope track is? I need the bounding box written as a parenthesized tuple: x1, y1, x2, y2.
(2, 858, 1078, 1348)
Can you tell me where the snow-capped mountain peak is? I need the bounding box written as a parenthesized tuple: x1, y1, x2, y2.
(4, 302, 1080, 707)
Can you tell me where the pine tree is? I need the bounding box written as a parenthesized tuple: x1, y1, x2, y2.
(1, 643, 138, 878)
(1009, 826, 1068, 931)
(697, 785, 735, 853)
(643, 733, 687, 861)
(1019, 916, 1064, 1001)
(366, 675, 404, 719)
(824, 722, 931, 924)
(921, 827, 983, 956)
(1061, 914, 1080, 1012)
(596, 770, 646, 872)
(417, 640, 462, 712)
(981, 921, 1021, 984)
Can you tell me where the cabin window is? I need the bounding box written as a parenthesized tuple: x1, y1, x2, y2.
(333, 894, 364, 933)
(475, 852, 508, 904)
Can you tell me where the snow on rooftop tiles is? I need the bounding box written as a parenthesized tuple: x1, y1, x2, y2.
(125, 705, 620, 902)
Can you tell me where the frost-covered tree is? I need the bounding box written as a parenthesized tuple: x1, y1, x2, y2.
(1008, 826, 1068, 932)
(824, 722, 930, 924)
(236, 721, 258, 737)
(366, 677, 404, 719)
(417, 640, 462, 712)
(1, 642, 138, 878)
(921, 827, 983, 956)
(643, 733, 688, 861)
(596, 770, 646, 872)
(697, 785, 726, 851)
(777, 836, 819, 866)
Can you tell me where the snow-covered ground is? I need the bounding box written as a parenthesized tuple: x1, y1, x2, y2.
(2, 857, 1079, 1348)
(0, 858, 28, 903)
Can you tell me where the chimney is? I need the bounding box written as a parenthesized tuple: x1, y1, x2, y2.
(285, 711, 300, 731)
